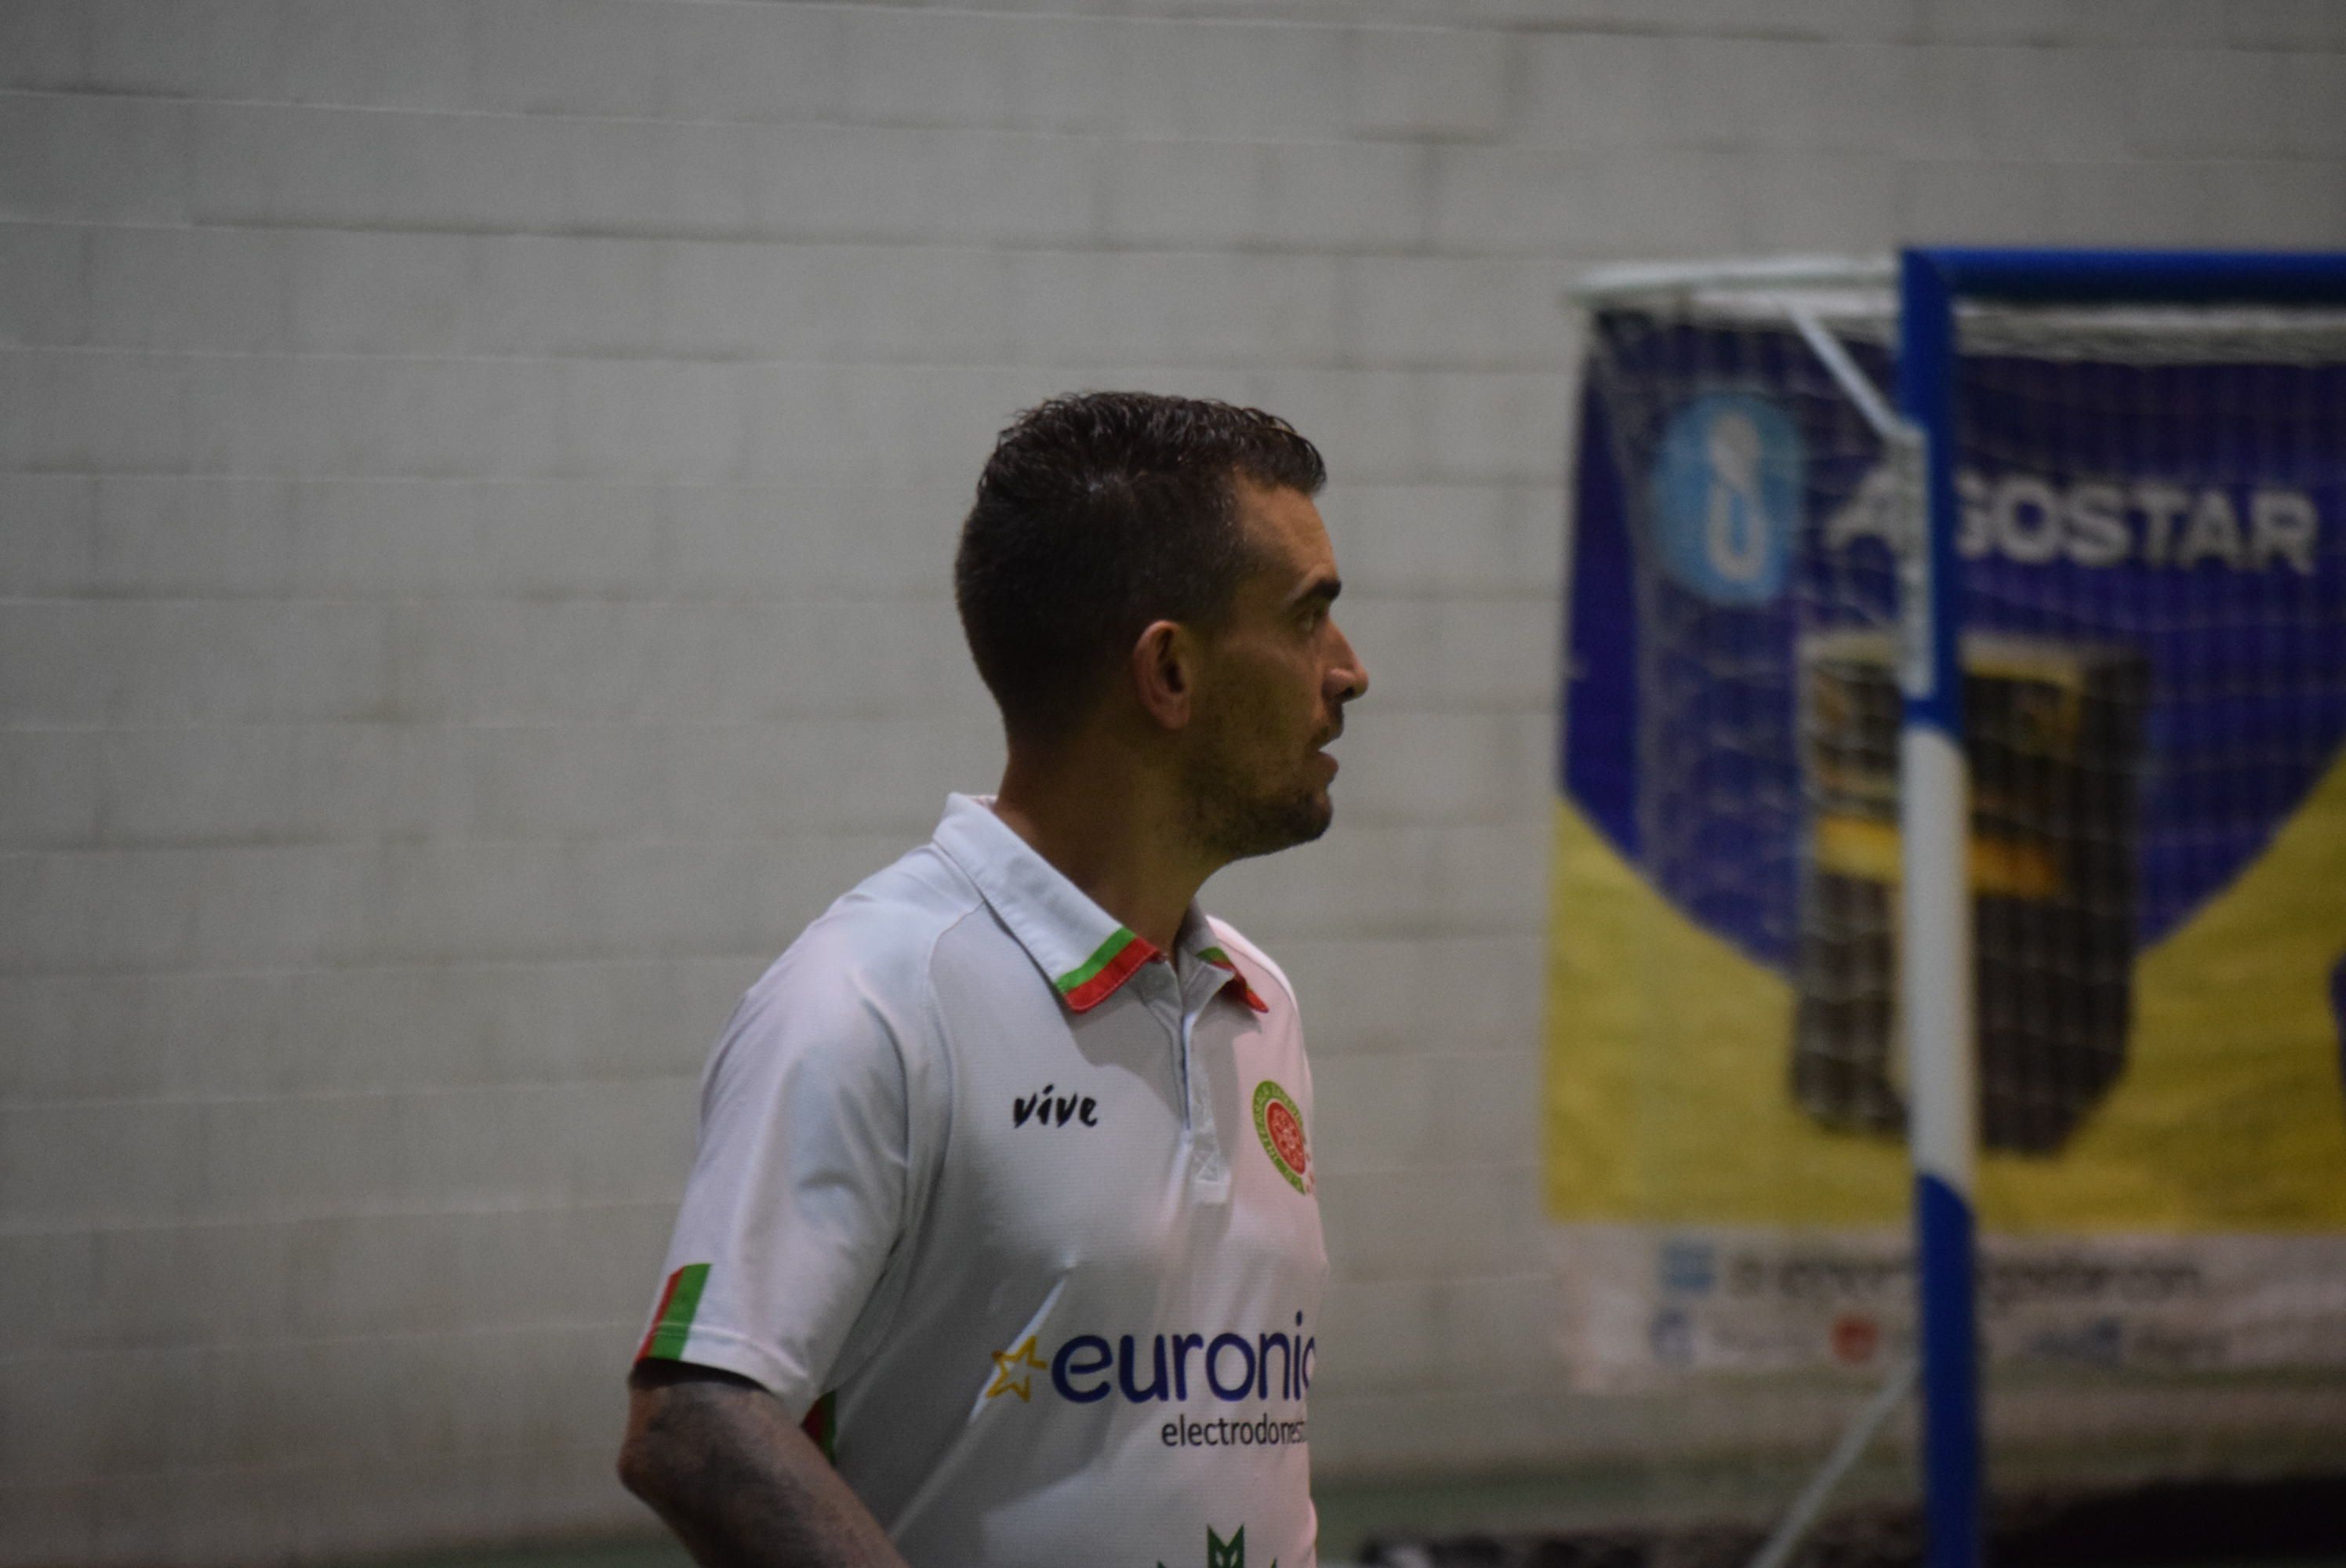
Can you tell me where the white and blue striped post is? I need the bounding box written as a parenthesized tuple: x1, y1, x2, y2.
(1896, 249, 1981, 1568)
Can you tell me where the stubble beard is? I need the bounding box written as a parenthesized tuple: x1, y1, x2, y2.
(1179, 728, 1334, 865)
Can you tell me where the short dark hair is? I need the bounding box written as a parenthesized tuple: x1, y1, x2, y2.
(953, 391, 1327, 741)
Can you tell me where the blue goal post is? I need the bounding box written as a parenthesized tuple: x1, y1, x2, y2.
(1895, 247, 2346, 1568)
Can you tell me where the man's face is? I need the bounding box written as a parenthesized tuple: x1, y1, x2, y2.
(1180, 478, 1369, 862)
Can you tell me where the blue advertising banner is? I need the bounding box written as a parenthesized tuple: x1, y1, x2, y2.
(1546, 306, 2346, 1377)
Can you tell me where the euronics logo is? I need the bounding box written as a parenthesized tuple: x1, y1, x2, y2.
(985, 1335, 1048, 1402)
(986, 1316, 1316, 1406)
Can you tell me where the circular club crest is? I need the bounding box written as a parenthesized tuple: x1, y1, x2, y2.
(1252, 1080, 1311, 1193)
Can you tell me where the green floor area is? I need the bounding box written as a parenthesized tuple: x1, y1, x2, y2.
(369, 1472, 1652, 1568)
(380, 1530, 2346, 1568)
(1316, 1465, 1799, 1559)
(371, 1469, 1735, 1568)
(383, 1544, 686, 1568)
(379, 1474, 2346, 1568)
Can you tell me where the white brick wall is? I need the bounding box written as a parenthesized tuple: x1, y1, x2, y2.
(4, 2, 2344, 1561)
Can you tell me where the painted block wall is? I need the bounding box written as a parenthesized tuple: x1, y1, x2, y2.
(5, 2, 2345, 1561)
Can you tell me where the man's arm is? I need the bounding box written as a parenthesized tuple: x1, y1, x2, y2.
(617, 1362, 910, 1568)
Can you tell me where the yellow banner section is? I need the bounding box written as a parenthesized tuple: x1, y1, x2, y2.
(1544, 752, 2346, 1233)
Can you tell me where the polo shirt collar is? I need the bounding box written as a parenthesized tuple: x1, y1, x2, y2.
(932, 793, 1269, 1015)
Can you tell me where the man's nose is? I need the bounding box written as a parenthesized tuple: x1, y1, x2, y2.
(1331, 626, 1368, 701)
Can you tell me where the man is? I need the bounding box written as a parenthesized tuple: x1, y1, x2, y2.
(617, 392, 1369, 1568)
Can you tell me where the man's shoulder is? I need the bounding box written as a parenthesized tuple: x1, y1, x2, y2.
(746, 841, 991, 1015)
(1201, 914, 1299, 1014)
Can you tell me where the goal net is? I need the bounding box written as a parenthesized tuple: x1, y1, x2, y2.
(1514, 256, 2346, 1566)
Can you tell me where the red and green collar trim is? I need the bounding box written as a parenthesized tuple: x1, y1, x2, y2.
(1198, 945, 1272, 1013)
(1052, 927, 1160, 1011)
(1051, 930, 1269, 1014)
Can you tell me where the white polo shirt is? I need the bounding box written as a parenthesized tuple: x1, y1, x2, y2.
(637, 793, 1327, 1568)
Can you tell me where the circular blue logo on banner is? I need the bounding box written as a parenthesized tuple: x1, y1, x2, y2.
(1649, 393, 1803, 604)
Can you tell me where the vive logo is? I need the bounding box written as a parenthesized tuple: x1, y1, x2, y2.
(1650, 392, 1802, 606)
(1012, 1082, 1097, 1129)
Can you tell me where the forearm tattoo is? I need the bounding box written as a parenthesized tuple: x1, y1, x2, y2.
(622, 1370, 906, 1568)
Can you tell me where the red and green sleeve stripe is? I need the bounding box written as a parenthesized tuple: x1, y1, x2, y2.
(801, 1392, 837, 1463)
(636, 1262, 711, 1362)
(1054, 927, 1159, 1012)
(635, 1265, 837, 1461)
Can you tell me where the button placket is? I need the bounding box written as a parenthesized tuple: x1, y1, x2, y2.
(1178, 979, 1227, 1189)
(1139, 960, 1193, 1134)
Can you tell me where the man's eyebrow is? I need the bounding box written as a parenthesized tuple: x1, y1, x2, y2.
(1287, 574, 1342, 608)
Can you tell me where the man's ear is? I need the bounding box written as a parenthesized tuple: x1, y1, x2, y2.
(1130, 619, 1195, 731)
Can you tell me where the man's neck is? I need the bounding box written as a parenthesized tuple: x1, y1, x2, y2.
(988, 740, 1216, 956)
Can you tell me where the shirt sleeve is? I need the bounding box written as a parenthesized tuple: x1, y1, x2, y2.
(634, 941, 919, 1420)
